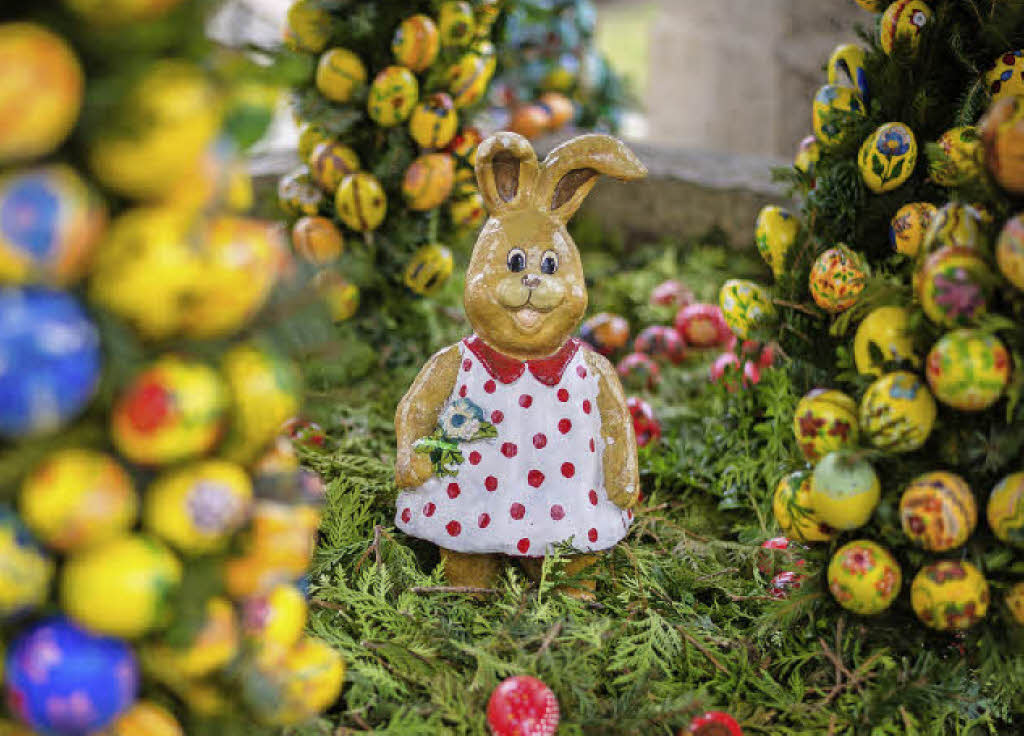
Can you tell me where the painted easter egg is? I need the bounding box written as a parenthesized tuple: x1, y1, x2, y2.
(315, 48, 366, 104)
(277, 167, 325, 217)
(899, 471, 977, 552)
(145, 597, 238, 679)
(828, 43, 869, 101)
(410, 93, 459, 150)
(634, 325, 687, 364)
(773, 470, 836, 543)
(404, 243, 454, 296)
(308, 140, 360, 193)
(854, 0, 887, 10)
(5, 617, 138, 734)
(794, 135, 821, 178)
(0, 23, 83, 163)
(925, 329, 1010, 411)
(61, 535, 182, 638)
(242, 583, 308, 655)
(987, 472, 1024, 548)
(1006, 582, 1024, 625)
(0, 505, 53, 618)
(755, 205, 799, 277)
(930, 126, 981, 186)
(111, 356, 228, 466)
(448, 52, 493, 108)
(828, 540, 901, 615)
(539, 92, 575, 131)
(0, 287, 101, 438)
(243, 635, 345, 725)
(438, 1, 475, 47)
(393, 14, 440, 72)
(980, 94, 1024, 195)
(853, 306, 918, 376)
(674, 303, 730, 347)
(508, 105, 552, 139)
(809, 245, 869, 313)
(486, 675, 559, 736)
(792, 389, 859, 462)
(402, 153, 455, 211)
(890, 202, 936, 257)
(224, 501, 322, 599)
(683, 711, 743, 736)
(911, 560, 989, 631)
(292, 215, 344, 265)
(285, 0, 331, 53)
(996, 213, 1024, 290)
(313, 271, 360, 322)
(859, 371, 936, 452)
(812, 84, 865, 146)
(921, 202, 983, 254)
(986, 50, 1024, 102)
(450, 191, 487, 229)
(616, 352, 661, 391)
(102, 700, 184, 736)
(20, 449, 136, 552)
(368, 66, 419, 127)
(880, 0, 933, 56)
(916, 246, 992, 327)
(650, 279, 694, 309)
(858, 122, 917, 193)
(335, 172, 387, 232)
(809, 450, 880, 531)
(297, 123, 329, 163)
(718, 279, 775, 339)
(449, 126, 483, 165)
(580, 313, 630, 355)
(626, 396, 661, 447)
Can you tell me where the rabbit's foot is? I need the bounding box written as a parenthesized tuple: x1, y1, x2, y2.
(440, 548, 503, 595)
(520, 554, 599, 601)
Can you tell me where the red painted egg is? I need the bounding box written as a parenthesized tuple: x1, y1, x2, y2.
(626, 397, 661, 447)
(674, 304, 731, 348)
(486, 676, 559, 736)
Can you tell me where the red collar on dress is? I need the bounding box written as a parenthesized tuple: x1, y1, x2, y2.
(463, 335, 583, 386)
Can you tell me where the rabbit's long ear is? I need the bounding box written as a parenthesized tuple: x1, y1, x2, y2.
(475, 132, 541, 216)
(537, 134, 647, 223)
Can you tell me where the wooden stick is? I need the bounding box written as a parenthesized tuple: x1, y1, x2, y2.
(677, 626, 729, 675)
(410, 585, 498, 594)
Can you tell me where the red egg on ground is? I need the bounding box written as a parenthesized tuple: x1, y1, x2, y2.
(650, 279, 695, 308)
(634, 325, 688, 364)
(683, 710, 744, 736)
(742, 360, 761, 386)
(487, 676, 560, 736)
(627, 396, 661, 447)
(674, 303, 731, 348)
(617, 352, 661, 390)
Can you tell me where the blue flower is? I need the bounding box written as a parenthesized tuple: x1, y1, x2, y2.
(439, 398, 486, 440)
(877, 127, 910, 158)
(888, 375, 921, 400)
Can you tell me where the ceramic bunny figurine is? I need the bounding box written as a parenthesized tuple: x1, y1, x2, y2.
(394, 132, 647, 595)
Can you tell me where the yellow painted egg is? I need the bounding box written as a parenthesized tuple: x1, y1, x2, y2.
(828, 43, 869, 102)
(410, 92, 459, 150)
(0, 23, 83, 163)
(452, 166, 477, 198)
(792, 388, 859, 462)
(278, 167, 325, 217)
(63, 0, 186, 22)
(0, 506, 54, 618)
(921, 202, 983, 253)
(1006, 582, 1024, 624)
(147, 597, 239, 679)
(926, 329, 1010, 411)
(308, 140, 360, 193)
(794, 134, 821, 177)
(368, 66, 419, 127)
(812, 84, 865, 146)
(404, 243, 454, 296)
(980, 94, 1024, 196)
(987, 472, 1024, 548)
(911, 560, 989, 630)
(772, 470, 836, 543)
(858, 122, 917, 193)
(450, 191, 487, 229)
(754, 205, 799, 277)
(439, 1, 475, 48)
(859, 371, 936, 452)
(392, 14, 440, 72)
(144, 460, 253, 555)
(111, 356, 228, 466)
(315, 48, 366, 104)
(899, 471, 977, 552)
(880, 0, 933, 56)
(20, 449, 136, 552)
(890, 202, 936, 258)
(986, 50, 1024, 103)
(996, 213, 1024, 290)
(224, 501, 322, 599)
(292, 215, 344, 265)
(448, 52, 493, 109)
(285, 0, 332, 53)
(809, 245, 869, 313)
(164, 148, 255, 216)
(245, 635, 345, 725)
(101, 700, 184, 736)
(61, 534, 182, 638)
(449, 127, 483, 165)
(297, 122, 329, 162)
(402, 153, 455, 211)
(242, 583, 308, 655)
(854, 0, 886, 9)
(828, 540, 901, 614)
(335, 172, 387, 232)
(810, 450, 880, 530)
(853, 306, 918, 376)
(312, 270, 360, 322)
(916, 246, 992, 327)
(718, 279, 775, 340)
(930, 126, 981, 186)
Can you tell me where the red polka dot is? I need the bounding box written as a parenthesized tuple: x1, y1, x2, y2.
(533, 433, 547, 449)
(589, 438, 595, 453)
(401, 507, 411, 523)
(510, 503, 526, 520)
(557, 388, 570, 402)
(446, 520, 462, 536)
(463, 359, 472, 371)
(577, 365, 587, 378)
(484, 380, 496, 394)
(561, 462, 575, 478)
(528, 470, 545, 487)
(447, 482, 461, 499)
(558, 418, 572, 434)
(582, 400, 592, 414)
(589, 490, 599, 505)
(588, 528, 598, 543)
(519, 394, 533, 408)
(469, 451, 482, 465)
(491, 410, 504, 424)
(424, 503, 436, 517)
(459, 385, 468, 398)
(550, 505, 565, 520)
(501, 443, 518, 458)
(485, 476, 498, 492)
(478, 513, 491, 528)
(517, 538, 531, 554)
(628, 510, 634, 520)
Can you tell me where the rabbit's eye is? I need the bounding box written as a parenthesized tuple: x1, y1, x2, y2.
(540, 250, 559, 275)
(507, 248, 527, 272)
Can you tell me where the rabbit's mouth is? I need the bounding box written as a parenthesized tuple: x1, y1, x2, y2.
(510, 306, 548, 331)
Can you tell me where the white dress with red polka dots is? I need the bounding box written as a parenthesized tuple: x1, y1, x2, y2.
(395, 335, 633, 557)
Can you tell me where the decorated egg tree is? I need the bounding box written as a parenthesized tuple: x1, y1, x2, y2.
(0, 1, 343, 733)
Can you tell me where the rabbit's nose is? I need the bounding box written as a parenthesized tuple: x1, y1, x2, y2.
(522, 274, 541, 289)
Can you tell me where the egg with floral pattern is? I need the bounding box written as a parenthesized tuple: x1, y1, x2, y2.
(987, 472, 1024, 548)
(828, 540, 901, 614)
(277, 167, 324, 218)
(859, 371, 936, 452)
(930, 126, 981, 186)
(308, 141, 360, 194)
(1006, 582, 1024, 625)
(890, 202, 936, 258)
(899, 471, 977, 552)
(792, 388, 859, 462)
(718, 279, 775, 339)
(392, 14, 440, 72)
(859, 122, 917, 193)
(809, 245, 869, 313)
(812, 84, 865, 146)
(911, 560, 989, 630)
(926, 329, 1010, 411)
(880, 0, 933, 55)
(853, 306, 918, 376)
(755, 205, 799, 277)
(916, 246, 992, 328)
(996, 213, 1024, 290)
(773, 470, 836, 543)
(0, 505, 53, 618)
(986, 50, 1024, 103)
(367, 66, 418, 127)
(794, 135, 821, 178)
(810, 450, 880, 531)
(335, 172, 387, 232)
(828, 43, 869, 102)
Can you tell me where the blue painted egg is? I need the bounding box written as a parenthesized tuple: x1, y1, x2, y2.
(0, 287, 101, 438)
(5, 617, 138, 735)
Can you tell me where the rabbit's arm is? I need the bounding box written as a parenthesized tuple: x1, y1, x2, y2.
(395, 344, 461, 488)
(583, 350, 640, 509)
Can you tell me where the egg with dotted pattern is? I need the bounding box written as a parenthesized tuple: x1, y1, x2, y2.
(899, 471, 977, 552)
(828, 540, 901, 614)
(773, 470, 836, 543)
(911, 560, 989, 631)
(987, 472, 1024, 548)
(335, 172, 387, 232)
(368, 66, 419, 127)
(792, 388, 859, 463)
(809, 245, 869, 313)
(986, 50, 1024, 103)
(410, 92, 459, 150)
(925, 329, 1010, 412)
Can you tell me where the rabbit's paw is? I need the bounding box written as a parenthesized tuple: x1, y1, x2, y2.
(395, 451, 434, 488)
